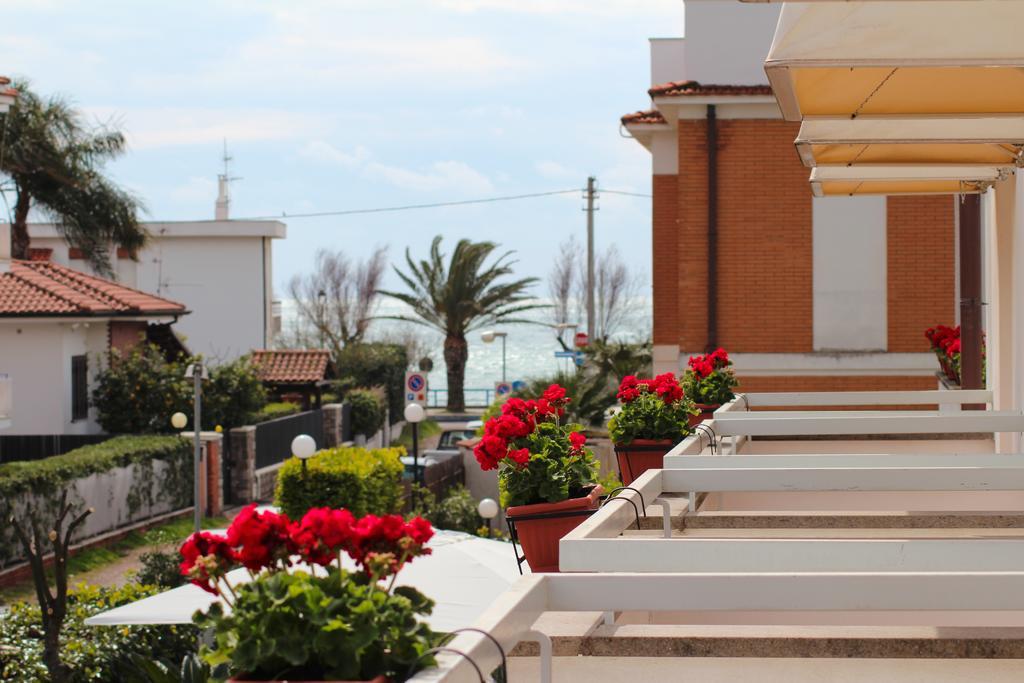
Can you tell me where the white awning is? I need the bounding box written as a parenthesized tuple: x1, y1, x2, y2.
(794, 117, 1024, 167)
(809, 165, 1007, 197)
(765, 1, 1024, 120)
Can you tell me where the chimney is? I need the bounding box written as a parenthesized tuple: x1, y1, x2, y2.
(0, 223, 10, 273)
(215, 174, 230, 220)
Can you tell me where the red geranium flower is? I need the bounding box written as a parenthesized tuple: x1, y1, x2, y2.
(508, 447, 530, 467)
(179, 531, 237, 595)
(568, 431, 586, 452)
(226, 504, 297, 572)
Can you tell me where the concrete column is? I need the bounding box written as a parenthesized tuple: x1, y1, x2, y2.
(204, 434, 224, 516)
(227, 425, 257, 503)
(958, 194, 984, 398)
(322, 403, 343, 448)
(990, 180, 1017, 452)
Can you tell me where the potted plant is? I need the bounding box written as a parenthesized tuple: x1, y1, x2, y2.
(473, 384, 601, 572)
(682, 348, 739, 424)
(926, 325, 961, 383)
(179, 505, 437, 682)
(607, 373, 696, 485)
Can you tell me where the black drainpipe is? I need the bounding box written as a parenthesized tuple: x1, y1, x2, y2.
(706, 104, 718, 352)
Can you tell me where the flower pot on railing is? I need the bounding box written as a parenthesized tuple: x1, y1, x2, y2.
(689, 403, 720, 427)
(613, 439, 674, 486)
(505, 485, 603, 572)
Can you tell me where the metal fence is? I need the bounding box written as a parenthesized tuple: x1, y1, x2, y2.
(254, 409, 324, 470)
(0, 433, 111, 464)
(427, 388, 495, 409)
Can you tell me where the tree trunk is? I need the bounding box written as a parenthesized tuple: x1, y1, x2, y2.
(11, 185, 31, 260)
(444, 334, 468, 412)
(43, 627, 68, 683)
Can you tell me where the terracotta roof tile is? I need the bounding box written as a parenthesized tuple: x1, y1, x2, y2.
(648, 80, 774, 98)
(251, 350, 335, 384)
(621, 109, 667, 125)
(0, 260, 187, 317)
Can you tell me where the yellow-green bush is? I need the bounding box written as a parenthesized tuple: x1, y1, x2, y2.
(274, 446, 405, 519)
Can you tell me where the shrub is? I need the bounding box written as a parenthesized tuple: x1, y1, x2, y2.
(335, 342, 409, 420)
(135, 549, 186, 589)
(248, 401, 301, 423)
(0, 582, 198, 683)
(93, 348, 268, 433)
(0, 436, 191, 568)
(346, 388, 385, 438)
(274, 446, 405, 519)
(411, 485, 482, 534)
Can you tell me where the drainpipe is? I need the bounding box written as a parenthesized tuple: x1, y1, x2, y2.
(706, 104, 718, 352)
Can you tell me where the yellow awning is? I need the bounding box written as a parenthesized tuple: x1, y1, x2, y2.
(809, 165, 1006, 197)
(766, 1, 1024, 121)
(795, 117, 1024, 167)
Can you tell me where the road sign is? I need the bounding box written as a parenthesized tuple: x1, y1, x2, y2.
(511, 380, 526, 392)
(574, 332, 589, 348)
(495, 381, 513, 397)
(405, 372, 428, 406)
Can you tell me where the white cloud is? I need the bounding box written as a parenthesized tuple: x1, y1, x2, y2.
(364, 160, 494, 193)
(299, 140, 370, 168)
(169, 176, 218, 203)
(535, 160, 576, 180)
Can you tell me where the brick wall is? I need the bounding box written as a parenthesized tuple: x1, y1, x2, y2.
(652, 174, 679, 346)
(887, 195, 956, 352)
(675, 118, 811, 352)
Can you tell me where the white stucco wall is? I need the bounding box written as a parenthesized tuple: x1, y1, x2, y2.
(650, 37, 687, 85)
(811, 196, 888, 351)
(27, 220, 284, 361)
(0, 321, 107, 435)
(681, 0, 780, 85)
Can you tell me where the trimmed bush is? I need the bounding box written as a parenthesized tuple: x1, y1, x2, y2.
(0, 582, 198, 682)
(411, 485, 482, 535)
(335, 342, 408, 420)
(346, 388, 385, 438)
(274, 446, 405, 519)
(201, 356, 268, 430)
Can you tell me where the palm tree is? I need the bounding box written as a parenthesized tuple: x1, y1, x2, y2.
(380, 236, 542, 412)
(0, 79, 145, 275)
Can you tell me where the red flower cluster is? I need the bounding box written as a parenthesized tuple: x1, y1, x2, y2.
(616, 373, 685, 404)
(686, 348, 731, 380)
(179, 505, 435, 595)
(474, 384, 572, 470)
(925, 325, 961, 358)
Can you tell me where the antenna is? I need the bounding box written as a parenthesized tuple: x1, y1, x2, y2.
(215, 139, 242, 220)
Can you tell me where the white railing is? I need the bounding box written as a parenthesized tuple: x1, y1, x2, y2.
(560, 454, 1024, 572)
(408, 572, 1024, 682)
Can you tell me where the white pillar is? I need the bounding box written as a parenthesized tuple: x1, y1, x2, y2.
(997, 174, 1024, 453)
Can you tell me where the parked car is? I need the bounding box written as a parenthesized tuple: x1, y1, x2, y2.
(436, 420, 481, 450)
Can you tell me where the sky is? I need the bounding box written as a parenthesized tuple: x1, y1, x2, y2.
(2, 0, 683, 296)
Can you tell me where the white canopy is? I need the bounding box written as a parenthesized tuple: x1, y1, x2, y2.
(765, 1, 1024, 120)
(795, 117, 1024, 167)
(84, 531, 523, 633)
(809, 164, 1006, 197)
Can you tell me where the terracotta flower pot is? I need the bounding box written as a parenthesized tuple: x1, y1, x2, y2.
(505, 485, 604, 572)
(229, 676, 389, 682)
(688, 403, 721, 427)
(614, 439, 674, 486)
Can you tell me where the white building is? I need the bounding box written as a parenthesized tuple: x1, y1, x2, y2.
(25, 217, 285, 362)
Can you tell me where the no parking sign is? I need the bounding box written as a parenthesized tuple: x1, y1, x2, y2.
(405, 371, 428, 406)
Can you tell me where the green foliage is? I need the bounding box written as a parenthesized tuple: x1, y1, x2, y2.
(585, 339, 652, 379)
(515, 371, 616, 427)
(410, 485, 482, 534)
(249, 401, 301, 422)
(135, 550, 186, 589)
(392, 419, 442, 451)
(608, 390, 695, 445)
(275, 446, 405, 519)
(378, 235, 544, 412)
(346, 388, 385, 437)
(92, 347, 268, 433)
(0, 583, 198, 683)
(0, 436, 191, 568)
(682, 367, 739, 406)
(499, 421, 599, 508)
(335, 342, 409, 420)
(197, 569, 435, 682)
(119, 654, 210, 683)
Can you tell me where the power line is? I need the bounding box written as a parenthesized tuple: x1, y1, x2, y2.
(235, 186, 651, 221)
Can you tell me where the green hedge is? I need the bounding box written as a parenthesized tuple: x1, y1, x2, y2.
(345, 388, 385, 438)
(335, 342, 408, 420)
(0, 582, 197, 682)
(249, 401, 302, 423)
(0, 436, 192, 569)
(274, 446, 405, 519)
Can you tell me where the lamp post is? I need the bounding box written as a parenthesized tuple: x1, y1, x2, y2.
(184, 362, 208, 535)
(404, 403, 426, 493)
(480, 330, 508, 383)
(292, 434, 317, 478)
(478, 498, 499, 538)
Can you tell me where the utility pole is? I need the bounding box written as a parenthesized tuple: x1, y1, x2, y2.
(585, 176, 597, 340)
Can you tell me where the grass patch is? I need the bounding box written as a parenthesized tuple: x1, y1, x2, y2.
(0, 514, 228, 607)
(391, 419, 442, 451)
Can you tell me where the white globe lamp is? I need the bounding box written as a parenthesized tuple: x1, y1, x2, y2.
(170, 412, 187, 430)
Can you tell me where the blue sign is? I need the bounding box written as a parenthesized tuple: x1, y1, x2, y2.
(407, 374, 425, 392)
(512, 380, 526, 392)
(554, 351, 576, 358)
(495, 381, 513, 396)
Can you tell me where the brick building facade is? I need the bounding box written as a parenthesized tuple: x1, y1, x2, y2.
(623, 1, 955, 392)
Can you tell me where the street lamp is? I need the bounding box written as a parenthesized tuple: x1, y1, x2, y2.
(480, 330, 508, 382)
(292, 434, 317, 477)
(478, 498, 499, 538)
(404, 403, 426, 490)
(184, 361, 209, 535)
(170, 412, 187, 430)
